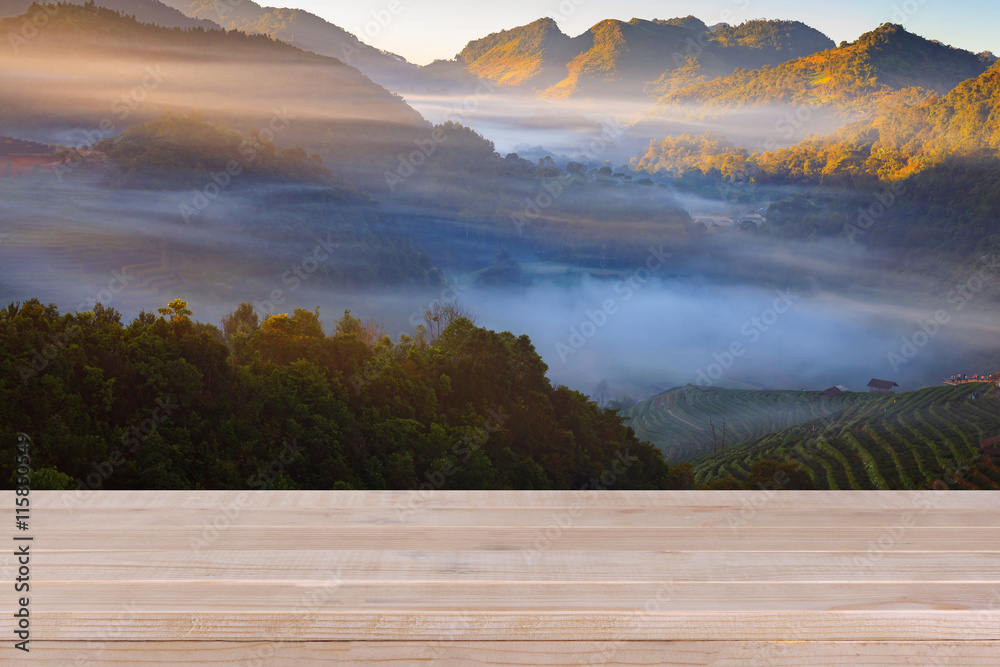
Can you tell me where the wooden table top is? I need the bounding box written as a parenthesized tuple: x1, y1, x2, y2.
(4, 490, 999, 664)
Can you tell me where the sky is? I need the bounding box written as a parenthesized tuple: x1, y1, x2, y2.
(261, 0, 999, 65)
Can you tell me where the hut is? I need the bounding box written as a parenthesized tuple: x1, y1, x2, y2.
(981, 436, 1000, 458)
(867, 379, 899, 393)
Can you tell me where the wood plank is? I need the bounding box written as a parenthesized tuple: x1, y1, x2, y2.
(5, 490, 998, 656)
(8, 641, 1000, 665)
(38, 489, 1000, 510)
(29, 581, 1000, 612)
(21, 525, 999, 551)
(31, 505, 1000, 528)
(18, 550, 1000, 582)
(25, 611, 1000, 641)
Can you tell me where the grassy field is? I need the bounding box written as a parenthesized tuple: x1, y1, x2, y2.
(690, 383, 1000, 490)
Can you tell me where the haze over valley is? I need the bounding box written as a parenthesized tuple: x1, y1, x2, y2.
(2, 0, 999, 490)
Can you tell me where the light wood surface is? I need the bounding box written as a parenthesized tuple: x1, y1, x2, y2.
(4, 491, 999, 663)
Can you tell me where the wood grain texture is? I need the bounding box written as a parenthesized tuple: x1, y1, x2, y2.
(7, 641, 1000, 665)
(4, 490, 998, 663)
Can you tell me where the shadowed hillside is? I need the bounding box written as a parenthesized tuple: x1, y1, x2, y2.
(157, 0, 416, 87)
(0, 2, 428, 185)
(0, 0, 219, 28)
(624, 384, 869, 461)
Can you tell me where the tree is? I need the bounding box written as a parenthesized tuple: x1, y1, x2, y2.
(595, 380, 609, 408)
(422, 301, 475, 342)
(744, 459, 815, 490)
(222, 302, 259, 341)
(156, 299, 193, 325)
(704, 476, 745, 489)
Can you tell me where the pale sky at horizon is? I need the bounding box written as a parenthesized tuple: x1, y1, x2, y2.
(261, 0, 998, 65)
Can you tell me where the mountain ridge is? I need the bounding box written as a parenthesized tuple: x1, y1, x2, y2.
(0, 0, 220, 28)
(447, 16, 835, 99)
(156, 0, 417, 87)
(662, 22, 989, 112)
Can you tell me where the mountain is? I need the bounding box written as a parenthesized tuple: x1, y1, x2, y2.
(662, 23, 989, 112)
(0, 3, 428, 182)
(749, 61, 1000, 183)
(709, 19, 840, 70)
(447, 17, 834, 99)
(693, 383, 1000, 490)
(0, 0, 219, 29)
(456, 17, 579, 89)
(637, 59, 1000, 183)
(156, 0, 416, 88)
(632, 62, 1000, 254)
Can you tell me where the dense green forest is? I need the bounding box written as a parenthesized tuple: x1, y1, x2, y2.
(0, 299, 689, 491)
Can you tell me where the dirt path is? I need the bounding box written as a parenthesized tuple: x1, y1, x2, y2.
(667, 408, 704, 432)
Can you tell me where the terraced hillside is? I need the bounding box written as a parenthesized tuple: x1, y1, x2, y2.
(694, 384, 1000, 490)
(623, 385, 870, 461)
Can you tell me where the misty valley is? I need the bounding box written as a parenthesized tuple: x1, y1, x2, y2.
(2, 1, 1000, 491)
